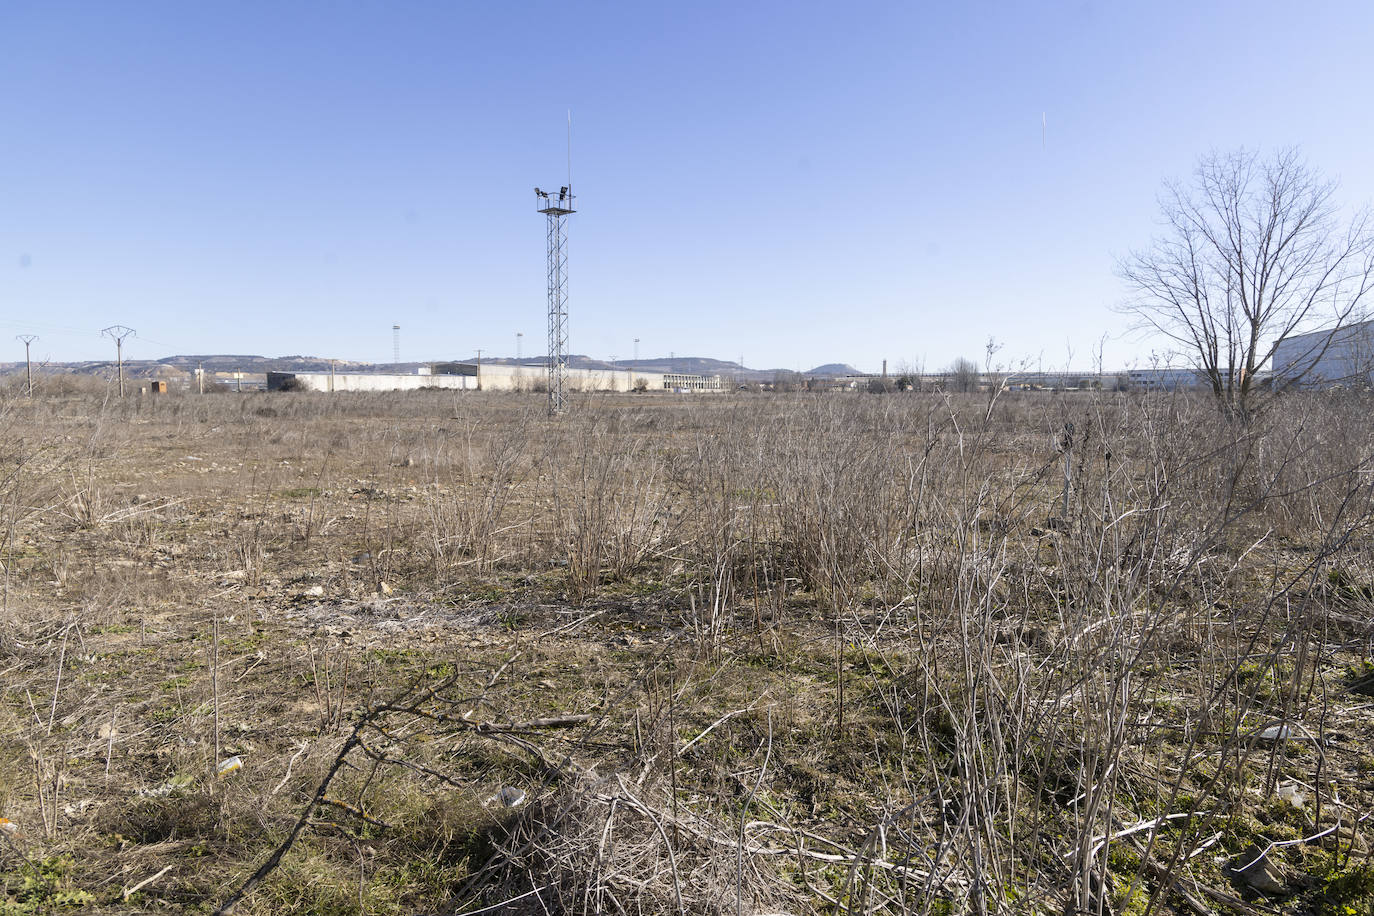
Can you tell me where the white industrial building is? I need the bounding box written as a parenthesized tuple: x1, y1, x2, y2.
(267, 363, 724, 394)
(1124, 367, 1207, 391)
(1271, 319, 1374, 389)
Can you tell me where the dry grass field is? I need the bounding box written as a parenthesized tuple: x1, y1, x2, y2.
(1, 384, 1373, 915)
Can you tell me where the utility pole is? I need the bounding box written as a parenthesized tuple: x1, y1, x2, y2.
(102, 326, 135, 397)
(475, 349, 483, 391)
(16, 335, 37, 397)
(329, 359, 336, 393)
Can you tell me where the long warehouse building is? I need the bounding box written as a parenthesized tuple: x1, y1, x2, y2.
(267, 363, 724, 393)
(1271, 318, 1374, 389)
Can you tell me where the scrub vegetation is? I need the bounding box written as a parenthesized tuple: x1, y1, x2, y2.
(1, 383, 1373, 915)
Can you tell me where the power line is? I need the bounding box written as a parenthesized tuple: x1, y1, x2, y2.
(0, 320, 105, 338)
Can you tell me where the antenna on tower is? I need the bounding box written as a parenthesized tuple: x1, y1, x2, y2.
(393, 324, 401, 370)
(536, 119, 576, 414)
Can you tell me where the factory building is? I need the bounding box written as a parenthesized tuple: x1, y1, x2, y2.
(1124, 368, 1208, 391)
(266, 371, 467, 393)
(267, 364, 723, 394)
(1271, 319, 1374, 389)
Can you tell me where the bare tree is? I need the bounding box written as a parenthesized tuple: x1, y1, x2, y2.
(945, 357, 980, 393)
(1119, 148, 1374, 417)
(893, 359, 922, 392)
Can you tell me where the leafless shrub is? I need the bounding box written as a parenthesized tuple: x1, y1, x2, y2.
(467, 770, 796, 916)
(422, 408, 535, 576)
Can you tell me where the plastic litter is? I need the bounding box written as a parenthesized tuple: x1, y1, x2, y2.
(1275, 782, 1307, 809)
(217, 756, 243, 777)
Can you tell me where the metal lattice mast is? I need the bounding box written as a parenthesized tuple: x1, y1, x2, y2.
(535, 185, 574, 413)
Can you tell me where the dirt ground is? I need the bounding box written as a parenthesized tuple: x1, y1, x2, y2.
(2, 387, 1373, 915)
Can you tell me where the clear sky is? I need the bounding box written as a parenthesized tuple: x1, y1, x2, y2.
(3, 1, 1372, 372)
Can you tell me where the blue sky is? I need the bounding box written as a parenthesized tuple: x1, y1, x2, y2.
(3, 1, 1372, 372)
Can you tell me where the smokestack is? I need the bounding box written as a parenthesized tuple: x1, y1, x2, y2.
(882, 359, 887, 379)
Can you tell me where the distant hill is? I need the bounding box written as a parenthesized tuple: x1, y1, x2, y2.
(0, 353, 809, 381)
(463, 355, 740, 373)
(0, 352, 877, 384)
(806, 363, 862, 377)
(0, 355, 406, 379)
(604, 356, 745, 374)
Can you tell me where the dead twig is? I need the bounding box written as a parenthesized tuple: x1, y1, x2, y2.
(123, 864, 174, 902)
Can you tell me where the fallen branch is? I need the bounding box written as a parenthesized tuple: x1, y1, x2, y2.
(214, 730, 361, 915)
(123, 864, 174, 902)
(680, 703, 770, 755)
(270, 741, 310, 796)
(319, 795, 392, 829)
(472, 714, 593, 733)
(1084, 811, 1200, 858)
